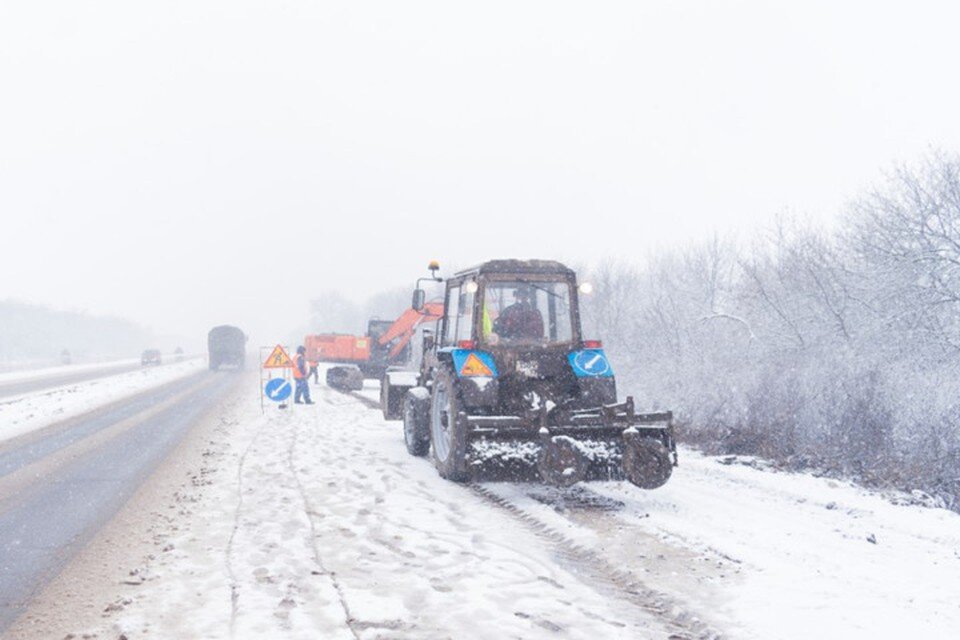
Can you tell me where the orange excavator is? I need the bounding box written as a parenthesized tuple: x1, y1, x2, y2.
(306, 302, 444, 392)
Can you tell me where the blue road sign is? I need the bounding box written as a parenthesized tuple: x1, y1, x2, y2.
(265, 377, 292, 402)
(568, 349, 614, 378)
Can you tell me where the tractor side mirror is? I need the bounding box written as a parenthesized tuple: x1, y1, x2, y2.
(412, 288, 426, 311)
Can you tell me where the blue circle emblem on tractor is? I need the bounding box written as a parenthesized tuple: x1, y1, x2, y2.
(570, 349, 612, 377)
(265, 378, 292, 402)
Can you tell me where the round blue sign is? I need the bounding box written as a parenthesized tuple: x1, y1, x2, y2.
(571, 350, 612, 377)
(265, 377, 292, 402)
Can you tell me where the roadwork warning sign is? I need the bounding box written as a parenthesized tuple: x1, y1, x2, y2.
(460, 352, 494, 377)
(263, 344, 294, 369)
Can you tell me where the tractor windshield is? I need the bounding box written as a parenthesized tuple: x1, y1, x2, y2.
(481, 280, 574, 346)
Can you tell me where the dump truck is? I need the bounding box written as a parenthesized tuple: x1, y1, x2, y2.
(306, 300, 444, 396)
(382, 259, 677, 489)
(208, 325, 246, 371)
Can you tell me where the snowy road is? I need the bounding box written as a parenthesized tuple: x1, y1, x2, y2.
(0, 369, 243, 632)
(0, 359, 188, 401)
(5, 373, 960, 639)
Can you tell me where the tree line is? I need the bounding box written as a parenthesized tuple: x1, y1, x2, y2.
(581, 151, 960, 510)
(0, 300, 153, 366)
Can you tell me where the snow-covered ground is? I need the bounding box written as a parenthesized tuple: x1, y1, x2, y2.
(0, 358, 140, 384)
(12, 376, 960, 639)
(0, 358, 205, 445)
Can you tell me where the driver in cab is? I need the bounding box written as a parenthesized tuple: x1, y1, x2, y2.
(491, 286, 544, 342)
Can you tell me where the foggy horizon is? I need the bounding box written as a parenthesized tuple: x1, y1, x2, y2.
(4, 1, 960, 347)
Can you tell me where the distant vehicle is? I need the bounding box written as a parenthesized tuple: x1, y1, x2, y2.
(208, 325, 246, 371)
(141, 349, 162, 366)
(174, 346, 184, 362)
(60, 349, 71, 365)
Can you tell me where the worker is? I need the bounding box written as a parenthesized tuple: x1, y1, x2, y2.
(293, 346, 314, 404)
(308, 354, 319, 384)
(493, 286, 544, 341)
(482, 304, 494, 339)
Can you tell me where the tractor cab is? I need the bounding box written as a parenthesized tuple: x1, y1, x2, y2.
(433, 260, 615, 415)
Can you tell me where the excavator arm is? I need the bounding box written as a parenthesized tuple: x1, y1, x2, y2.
(378, 303, 444, 360)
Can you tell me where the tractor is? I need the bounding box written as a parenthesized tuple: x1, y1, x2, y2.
(382, 259, 677, 489)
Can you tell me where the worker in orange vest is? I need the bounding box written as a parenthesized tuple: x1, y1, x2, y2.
(308, 355, 319, 384)
(293, 346, 314, 404)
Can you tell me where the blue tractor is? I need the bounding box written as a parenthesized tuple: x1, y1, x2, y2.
(386, 260, 677, 489)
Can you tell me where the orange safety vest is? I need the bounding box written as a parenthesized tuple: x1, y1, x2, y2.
(293, 353, 307, 379)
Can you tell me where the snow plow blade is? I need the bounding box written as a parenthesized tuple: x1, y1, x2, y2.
(464, 398, 677, 489)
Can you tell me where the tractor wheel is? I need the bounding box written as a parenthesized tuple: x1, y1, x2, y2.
(623, 436, 673, 490)
(538, 437, 588, 487)
(429, 367, 469, 481)
(403, 389, 430, 457)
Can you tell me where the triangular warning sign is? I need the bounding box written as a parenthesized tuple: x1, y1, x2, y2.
(263, 344, 294, 369)
(460, 353, 493, 377)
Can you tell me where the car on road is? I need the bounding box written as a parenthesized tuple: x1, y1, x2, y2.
(141, 349, 162, 366)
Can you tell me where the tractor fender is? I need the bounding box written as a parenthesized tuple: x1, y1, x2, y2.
(436, 348, 499, 409)
(576, 377, 618, 407)
(567, 348, 618, 408)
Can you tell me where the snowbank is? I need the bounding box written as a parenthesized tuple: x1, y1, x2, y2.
(0, 359, 205, 445)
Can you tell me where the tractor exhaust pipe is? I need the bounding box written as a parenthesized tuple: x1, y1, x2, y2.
(622, 427, 673, 490)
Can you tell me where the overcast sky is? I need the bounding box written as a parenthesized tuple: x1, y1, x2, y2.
(2, 0, 959, 345)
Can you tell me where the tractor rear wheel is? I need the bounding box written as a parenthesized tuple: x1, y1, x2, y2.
(429, 367, 469, 481)
(403, 389, 430, 457)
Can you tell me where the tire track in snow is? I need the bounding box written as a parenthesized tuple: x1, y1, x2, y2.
(224, 410, 269, 638)
(327, 385, 721, 638)
(287, 409, 362, 640)
(310, 387, 669, 638)
(470, 484, 723, 640)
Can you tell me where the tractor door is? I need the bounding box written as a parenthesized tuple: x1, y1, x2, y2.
(440, 281, 476, 347)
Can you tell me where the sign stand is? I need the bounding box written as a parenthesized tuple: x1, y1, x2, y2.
(260, 344, 294, 412)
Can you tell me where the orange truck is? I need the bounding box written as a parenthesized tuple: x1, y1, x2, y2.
(306, 303, 444, 391)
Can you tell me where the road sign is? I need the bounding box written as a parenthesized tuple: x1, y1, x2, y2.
(569, 349, 613, 377)
(452, 349, 499, 377)
(264, 377, 292, 402)
(263, 344, 294, 369)
(460, 352, 494, 377)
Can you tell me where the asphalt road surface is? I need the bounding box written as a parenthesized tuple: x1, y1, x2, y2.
(0, 369, 243, 632)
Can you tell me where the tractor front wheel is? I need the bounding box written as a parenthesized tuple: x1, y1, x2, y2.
(403, 389, 430, 457)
